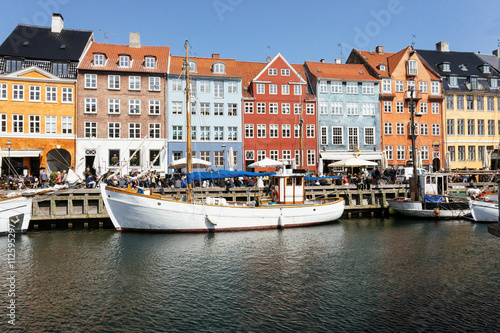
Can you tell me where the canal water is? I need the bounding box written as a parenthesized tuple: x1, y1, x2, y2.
(1, 218, 500, 332)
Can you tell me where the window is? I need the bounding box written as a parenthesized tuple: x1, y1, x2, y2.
(477, 96, 484, 111)
(432, 124, 440, 136)
(294, 84, 302, 95)
(488, 120, 495, 136)
(421, 146, 429, 160)
(478, 146, 485, 164)
(5, 59, 22, 72)
(245, 124, 254, 138)
(431, 103, 439, 114)
(449, 76, 458, 87)
(384, 101, 392, 113)
(228, 103, 238, 116)
(282, 84, 290, 95)
(362, 82, 374, 95)
(488, 96, 495, 111)
(172, 79, 182, 92)
(320, 126, 328, 145)
(145, 57, 155, 69)
(281, 69, 290, 76)
(319, 81, 328, 93)
(306, 124, 315, 138)
(149, 100, 160, 115)
(108, 122, 120, 138)
(294, 104, 302, 114)
(108, 99, 120, 114)
(346, 82, 358, 94)
(420, 123, 428, 136)
(213, 62, 225, 74)
(129, 76, 141, 90)
(30, 115, 41, 133)
(94, 54, 105, 66)
(363, 102, 376, 115)
(306, 104, 315, 115)
(197, 102, 208, 116)
(307, 150, 316, 166)
(382, 79, 391, 93)
(281, 103, 290, 114)
(269, 124, 279, 138)
(457, 119, 465, 135)
(257, 124, 266, 138)
(84, 122, 97, 138)
(199, 80, 209, 93)
(384, 122, 393, 135)
(85, 98, 97, 113)
(407, 80, 416, 93)
(458, 146, 465, 161)
(332, 127, 343, 145)
(0, 83, 6, 100)
(448, 146, 455, 162)
(29, 85, 41, 102)
(214, 103, 224, 116)
(364, 127, 375, 145)
(228, 126, 237, 141)
(130, 150, 141, 167)
(244, 102, 253, 114)
(256, 83, 265, 94)
(149, 77, 160, 91)
(269, 84, 277, 94)
(257, 102, 266, 114)
(228, 81, 238, 94)
(61, 87, 73, 103)
(11, 114, 23, 133)
(442, 63, 450, 72)
(468, 146, 476, 161)
(214, 126, 224, 141)
(385, 145, 393, 160)
(129, 100, 141, 114)
(407, 59, 418, 75)
(396, 123, 405, 135)
(85, 74, 97, 89)
(446, 95, 454, 110)
(213, 81, 223, 98)
(456, 95, 464, 110)
(294, 150, 300, 166)
(269, 103, 278, 114)
(149, 123, 161, 139)
(12, 84, 24, 101)
(129, 123, 141, 139)
(420, 102, 428, 114)
(419, 81, 428, 93)
(397, 145, 405, 160)
(395, 80, 404, 92)
(52, 62, 68, 76)
(294, 125, 301, 138)
(346, 102, 358, 115)
(478, 119, 485, 135)
(348, 127, 358, 150)
(196, 126, 208, 141)
(396, 101, 404, 113)
(45, 86, 57, 102)
(331, 81, 342, 93)
(319, 102, 328, 115)
(447, 119, 454, 135)
(108, 75, 120, 89)
(467, 95, 474, 110)
(62, 116, 73, 134)
(268, 68, 277, 76)
(119, 55, 130, 67)
(282, 124, 291, 138)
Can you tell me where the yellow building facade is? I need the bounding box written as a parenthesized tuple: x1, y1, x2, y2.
(0, 66, 76, 177)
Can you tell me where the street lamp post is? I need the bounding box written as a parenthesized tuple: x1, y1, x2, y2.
(221, 143, 226, 170)
(6, 139, 12, 177)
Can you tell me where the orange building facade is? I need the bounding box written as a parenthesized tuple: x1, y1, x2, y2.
(0, 66, 77, 177)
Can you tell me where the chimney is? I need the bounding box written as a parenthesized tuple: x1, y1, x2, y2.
(335, 58, 342, 64)
(436, 41, 449, 52)
(376, 46, 384, 54)
(493, 49, 500, 58)
(320, 59, 325, 63)
(212, 54, 220, 59)
(51, 13, 64, 33)
(129, 32, 141, 48)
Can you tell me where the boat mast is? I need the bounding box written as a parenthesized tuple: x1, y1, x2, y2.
(185, 40, 193, 202)
(409, 86, 419, 201)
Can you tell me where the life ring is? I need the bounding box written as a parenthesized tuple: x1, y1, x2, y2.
(272, 189, 279, 202)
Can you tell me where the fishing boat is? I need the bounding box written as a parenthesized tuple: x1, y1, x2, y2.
(101, 41, 344, 232)
(0, 194, 33, 235)
(469, 194, 498, 222)
(387, 173, 470, 219)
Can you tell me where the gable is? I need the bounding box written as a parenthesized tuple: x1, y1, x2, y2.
(253, 53, 305, 83)
(19, 70, 52, 79)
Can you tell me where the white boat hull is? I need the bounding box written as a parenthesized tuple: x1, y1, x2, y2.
(101, 185, 344, 232)
(469, 200, 498, 222)
(388, 199, 470, 219)
(0, 195, 32, 235)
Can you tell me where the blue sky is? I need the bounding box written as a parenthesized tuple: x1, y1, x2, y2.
(1, 0, 499, 64)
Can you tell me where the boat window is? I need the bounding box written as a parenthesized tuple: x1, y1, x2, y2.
(296, 178, 302, 186)
(287, 178, 293, 186)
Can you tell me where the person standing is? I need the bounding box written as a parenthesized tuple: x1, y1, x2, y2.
(40, 169, 48, 188)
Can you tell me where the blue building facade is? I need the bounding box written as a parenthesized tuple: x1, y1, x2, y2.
(167, 55, 243, 173)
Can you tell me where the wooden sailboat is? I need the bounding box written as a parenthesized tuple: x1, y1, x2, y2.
(100, 41, 344, 232)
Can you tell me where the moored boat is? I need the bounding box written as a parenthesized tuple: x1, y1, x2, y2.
(0, 194, 32, 235)
(469, 194, 498, 222)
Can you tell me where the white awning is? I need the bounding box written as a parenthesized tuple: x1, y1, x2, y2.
(0, 149, 42, 158)
(320, 151, 382, 161)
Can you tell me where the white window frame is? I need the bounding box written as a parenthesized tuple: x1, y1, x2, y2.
(108, 75, 120, 90)
(149, 77, 161, 91)
(108, 99, 120, 114)
(29, 85, 41, 102)
(85, 74, 97, 89)
(129, 76, 141, 90)
(85, 97, 97, 113)
(129, 99, 141, 114)
(45, 86, 57, 103)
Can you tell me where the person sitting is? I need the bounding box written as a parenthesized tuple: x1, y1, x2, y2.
(246, 177, 255, 187)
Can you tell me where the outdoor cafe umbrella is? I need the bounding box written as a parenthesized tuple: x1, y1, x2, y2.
(328, 156, 378, 174)
(482, 151, 491, 170)
(168, 157, 211, 169)
(227, 146, 235, 171)
(248, 157, 283, 168)
(381, 150, 388, 170)
(415, 151, 423, 169)
(444, 151, 451, 170)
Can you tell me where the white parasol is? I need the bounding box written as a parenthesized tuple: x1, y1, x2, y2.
(381, 150, 388, 170)
(482, 151, 491, 170)
(317, 157, 324, 175)
(328, 156, 378, 168)
(248, 157, 283, 168)
(415, 151, 423, 169)
(444, 151, 451, 170)
(168, 157, 212, 169)
(227, 146, 235, 171)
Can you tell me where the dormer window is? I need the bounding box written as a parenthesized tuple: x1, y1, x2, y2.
(491, 78, 498, 89)
(470, 77, 478, 90)
(119, 55, 130, 68)
(94, 54, 105, 66)
(5, 58, 22, 73)
(407, 59, 418, 75)
(52, 62, 68, 75)
(378, 63, 386, 71)
(213, 62, 225, 74)
(188, 60, 197, 73)
(441, 62, 450, 72)
(459, 64, 468, 71)
(449, 76, 458, 87)
(480, 64, 490, 74)
(145, 57, 156, 69)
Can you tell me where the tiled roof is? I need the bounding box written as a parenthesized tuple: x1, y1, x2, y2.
(168, 55, 240, 77)
(0, 24, 92, 61)
(305, 61, 378, 81)
(356, 49, 395, 76)
(477, 53, 500, 72)
(387, 47, 409, 75)
(78, 42, 170, 73)
(237, 60, 266, 97)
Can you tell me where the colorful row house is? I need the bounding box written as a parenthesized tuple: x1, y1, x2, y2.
(305, 61, 380, 170)
(348, 46, 445, 170)
(0, 14, 93, 176)
(167, 54, 243, 171)
(240, 54, 317, 171)
(76, 33, 170, 177)
(418, 42, 500, 170)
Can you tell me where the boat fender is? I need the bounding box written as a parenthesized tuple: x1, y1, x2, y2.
(206, 215, 217, 225)
(272, 189, 279, 202)
(434, 208, 440, 215)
